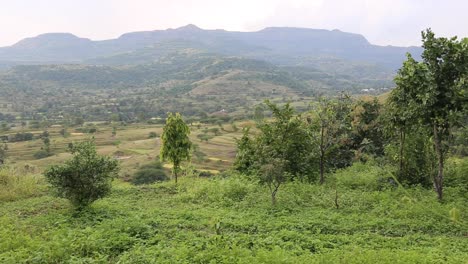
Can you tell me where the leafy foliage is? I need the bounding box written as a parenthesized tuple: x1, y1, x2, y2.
(1, 168, 467, 263)
(44, 141, 120, 208)
(131, 161, 168, 185)
(235, 101, 316, 181)
(308, 96, 353, 183)
(160, 113, 192, 183)
(386, 29, 468, 200)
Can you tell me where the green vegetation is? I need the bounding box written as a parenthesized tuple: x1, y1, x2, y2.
(0, 166, 45, 202)
(131, 161, 168, 185)
(387, 29, 467, 200)
(160, 113, 192, 184)
(0, 142, 7, 165)
(1, 165, 467, 263)
(44, 141, 120, 208)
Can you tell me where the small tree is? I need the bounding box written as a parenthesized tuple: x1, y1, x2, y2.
(112, 126, 117, 138)
(160, 113, 192, 184)
(309, 97, 352, 184)
(385, 54, 435, 186)
(42, 131, 52, 156)
(235, 101, 316, 182)
(259, 158, 288, 206)
(44, 141, 120, 208)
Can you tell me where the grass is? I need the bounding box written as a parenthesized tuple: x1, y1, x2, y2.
(0, 164, 467, 263)
(0, 166, 46, 202)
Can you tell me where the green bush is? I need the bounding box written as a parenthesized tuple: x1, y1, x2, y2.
(131, 161, 168, 185)
(33, 150, 51, 159)
(384, 130, 435, 187)
(44, 141, 120, 208)
(180, 174, 257, 206)
(445, 158, 468, 191)
(148, 132, 158, 138)
(334, 163, 395, 190)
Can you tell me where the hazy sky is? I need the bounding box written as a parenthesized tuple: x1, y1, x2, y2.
(1, 0, 467, 47)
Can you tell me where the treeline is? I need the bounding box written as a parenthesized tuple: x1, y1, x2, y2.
(234, 29, 468, 201)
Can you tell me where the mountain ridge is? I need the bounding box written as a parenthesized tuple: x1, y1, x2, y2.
(0, 24, 422, 70)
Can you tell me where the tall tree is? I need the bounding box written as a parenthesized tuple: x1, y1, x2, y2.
(420, 29, 467, 200)
(393, 29, 467, 199)
(386, 54, 429, 182)
(42, 131, 52, 156)
(160, 113, 192, 184)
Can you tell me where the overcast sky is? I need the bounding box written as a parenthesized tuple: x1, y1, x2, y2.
(1, 0, 466, 47)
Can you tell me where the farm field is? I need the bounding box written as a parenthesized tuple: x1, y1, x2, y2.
(3, 121, 246, 176)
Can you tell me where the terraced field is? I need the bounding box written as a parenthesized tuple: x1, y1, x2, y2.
(3, 122, 244, 177)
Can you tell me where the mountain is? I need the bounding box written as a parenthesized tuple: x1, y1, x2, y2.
(0, 25, 422, 70)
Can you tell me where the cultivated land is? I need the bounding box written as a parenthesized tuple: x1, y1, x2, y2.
(3, 122, 245, 175)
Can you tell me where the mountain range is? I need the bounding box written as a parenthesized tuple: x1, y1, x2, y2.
(0, 24, 421, 70)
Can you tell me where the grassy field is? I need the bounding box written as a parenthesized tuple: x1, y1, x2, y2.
(0, 164, 467, 263)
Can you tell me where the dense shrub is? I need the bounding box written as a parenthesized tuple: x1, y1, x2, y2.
(384, 130, 435, 187)
(179, 174, 257, 206)
(334, 163, 395, 190)
(44, 141, 120, 208)
(148, 132, 158, 138)
(445, 158, 468, 191)
(33, 150, 51, 159)
(8, 132, 34, 142)
(131, 161, 168, 185)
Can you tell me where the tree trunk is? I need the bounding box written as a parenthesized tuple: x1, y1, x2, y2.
(174, 165, 178, 184)
(319, 153, 324, 184)
(433, 125, 443, 201)
(334, 186, 339, 209)
(399, 130, 405, 174)
(319, 126, 325, 185)
(271, 189, 277, 206)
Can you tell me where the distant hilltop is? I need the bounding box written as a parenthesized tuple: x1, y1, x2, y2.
(0, 24, 421, 70)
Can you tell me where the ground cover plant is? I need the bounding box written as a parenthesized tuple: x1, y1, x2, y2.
(0, 164, 467, 263)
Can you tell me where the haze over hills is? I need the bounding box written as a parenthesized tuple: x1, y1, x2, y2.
(0, 24, 421, 69)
